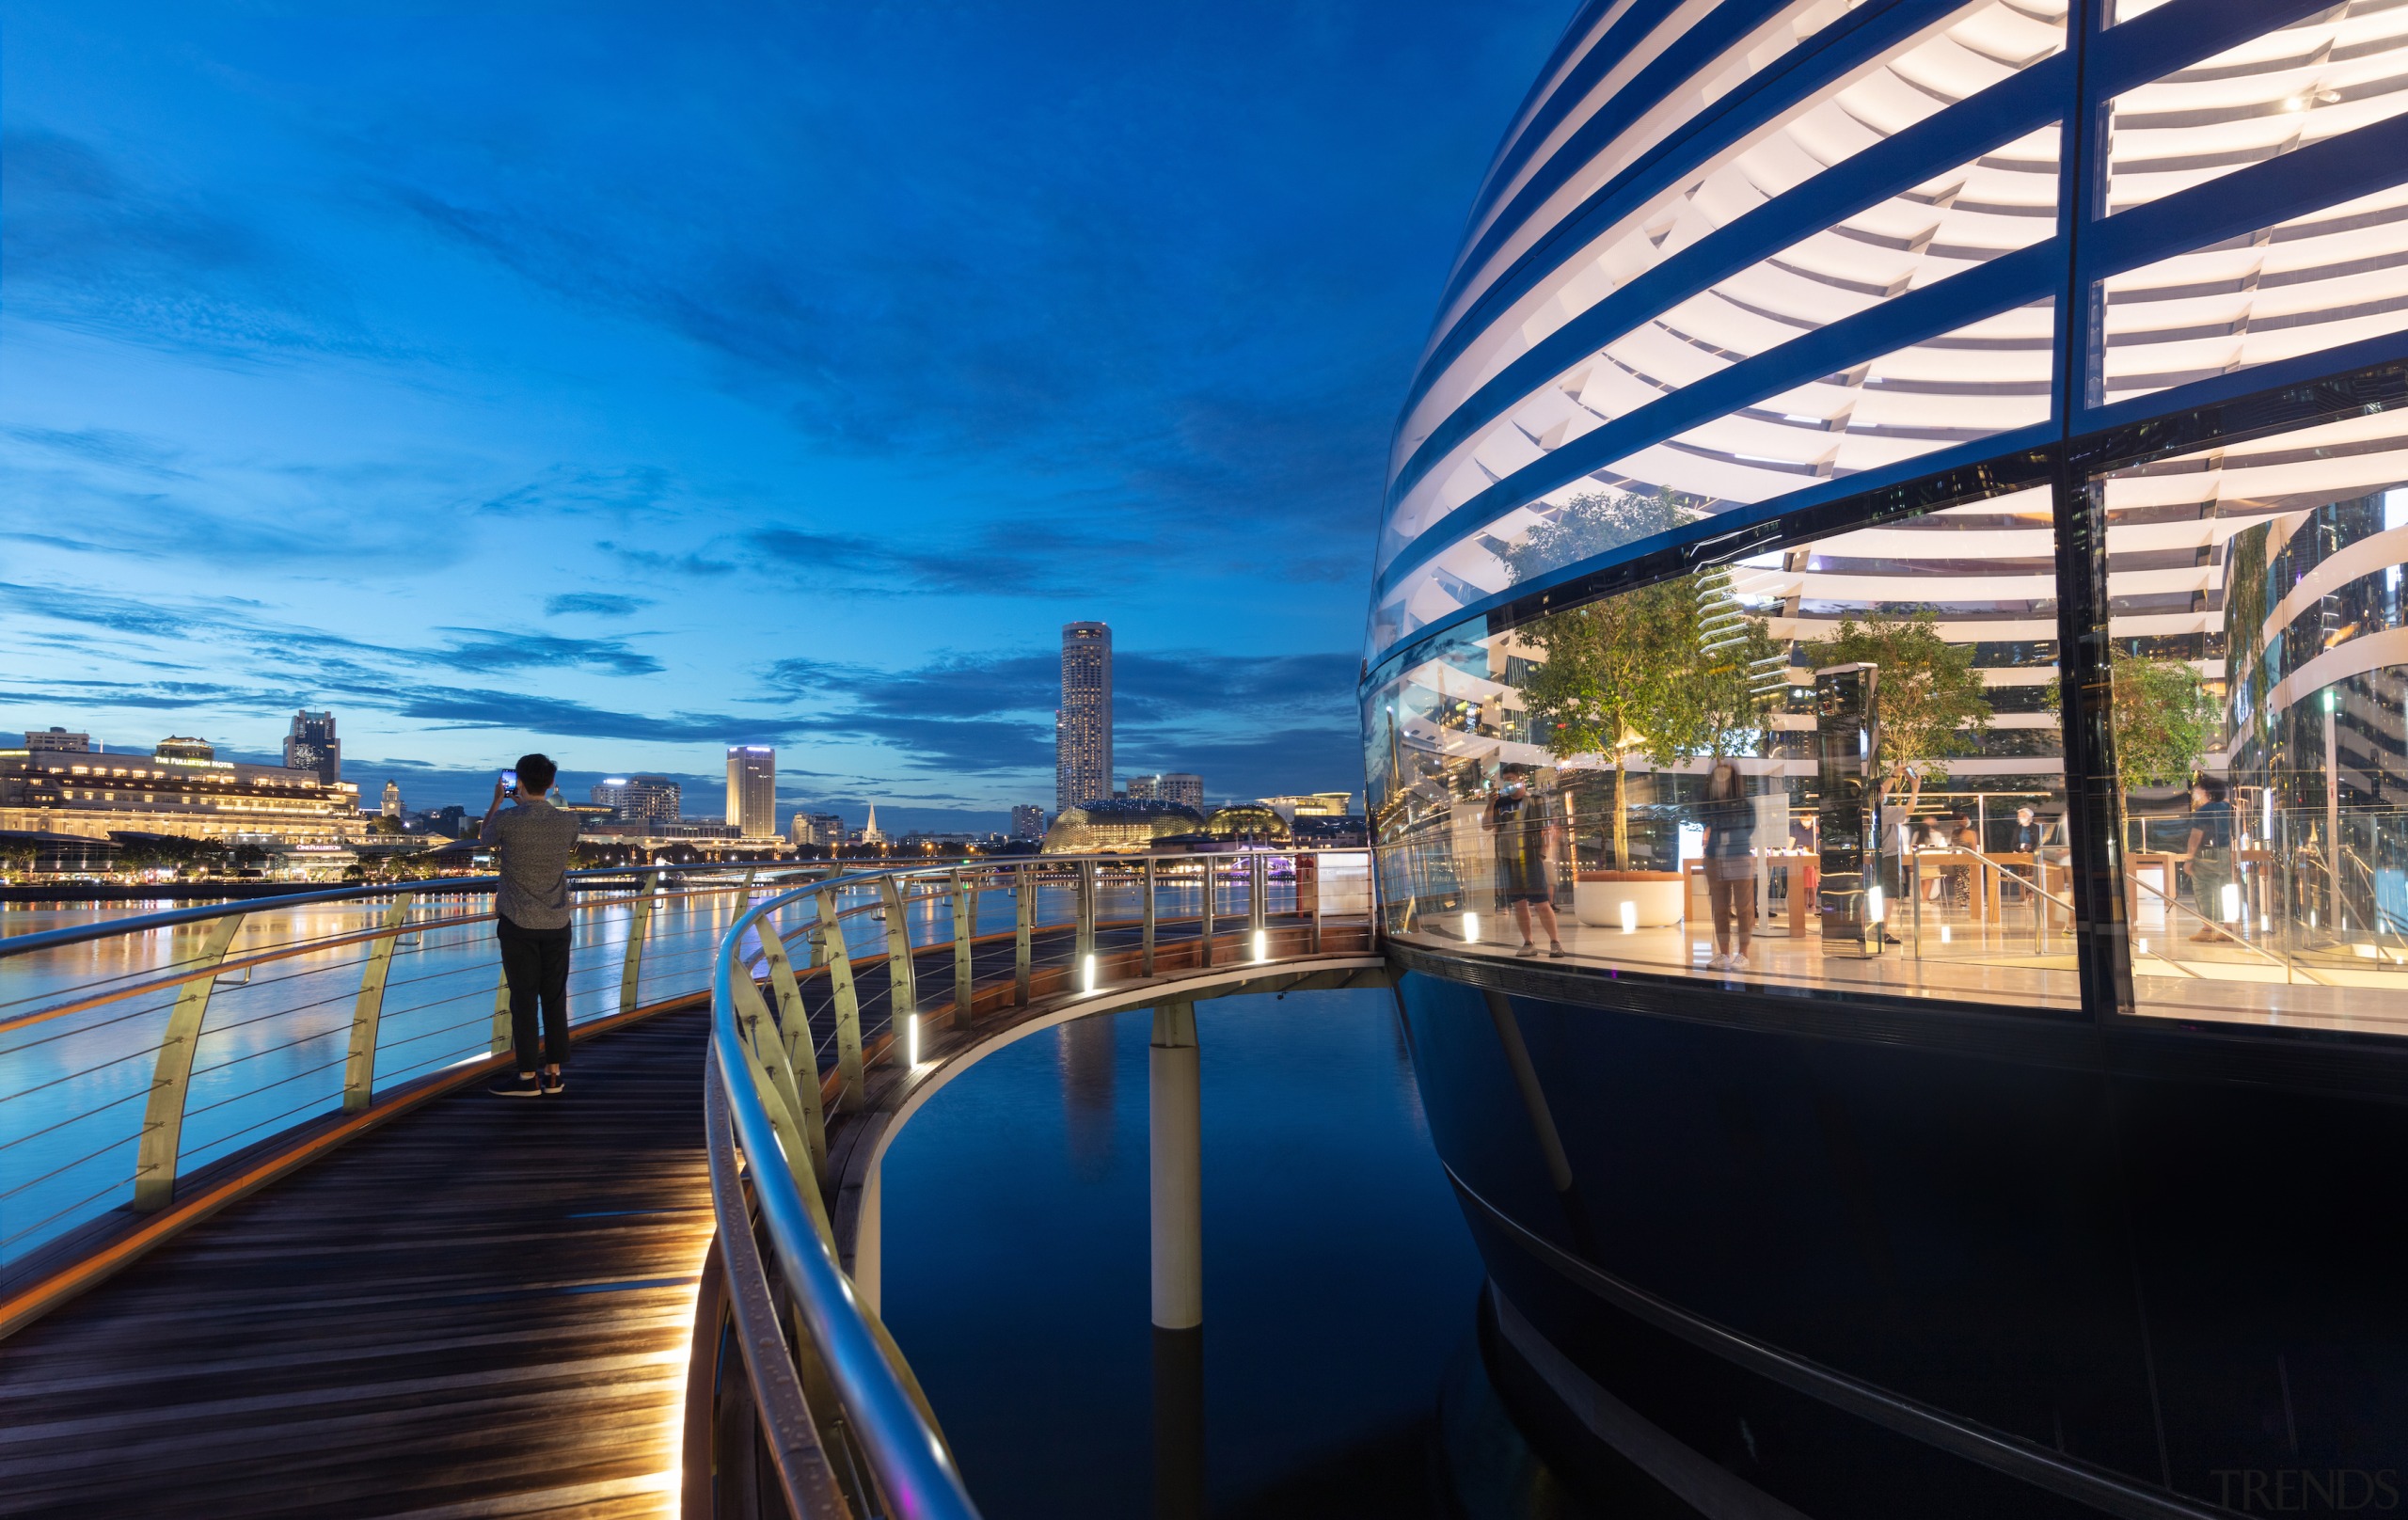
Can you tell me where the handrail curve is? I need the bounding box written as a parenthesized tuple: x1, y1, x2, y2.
(694, 847, 1378, 1519)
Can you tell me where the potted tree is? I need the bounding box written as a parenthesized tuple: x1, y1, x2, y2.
(1507, 493, 1775, 927)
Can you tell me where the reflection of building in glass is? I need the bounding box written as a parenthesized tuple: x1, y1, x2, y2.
(1009, 803, 1046, 840)
(1259, 791, 1354, 820)
(1128, 772, 1204, 810)
(725, 746, 777, 839)
(283, 710, 341, 784)
(1055, 622, 1113, 811)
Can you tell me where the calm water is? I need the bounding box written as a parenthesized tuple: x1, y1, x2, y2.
(882, 989, 1484, 1518)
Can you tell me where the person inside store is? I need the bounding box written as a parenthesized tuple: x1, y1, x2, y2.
(1700, 760, 1756, 972)
(1482, 762, 1564, 958)
(2179, 774, 2237, 942)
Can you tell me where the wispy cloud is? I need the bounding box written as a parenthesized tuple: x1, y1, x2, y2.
(544, 593, 650, 617)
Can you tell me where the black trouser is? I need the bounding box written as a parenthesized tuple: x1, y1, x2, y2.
(497, 915, 572, 1071)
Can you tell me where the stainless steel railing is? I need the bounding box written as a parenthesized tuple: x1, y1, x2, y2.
(0, 863, 822, 1318)
(694, 848, 1377, 1520)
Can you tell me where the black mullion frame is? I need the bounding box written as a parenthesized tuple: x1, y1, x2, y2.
(2049, 0, 2135, 1022)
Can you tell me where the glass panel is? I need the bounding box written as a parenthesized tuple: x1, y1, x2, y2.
(2099, 409, 2408, 1034)
(1399, 0, 2069, 506)
(1371, 299, 2058, 655)
(1368, 486, 2076, 1009)
(2103, 7, 2408, 215)
(2096, 182, 2408, 407)
(1390, 130, 2063, 565)
(1447, 0, 1898, 348)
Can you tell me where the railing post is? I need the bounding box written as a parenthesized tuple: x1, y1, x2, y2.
(343, 893, 416, 1110)
(1142, 857, 1158, 976)
(1308, 852, 1324, 953)
(621, 868, 662, 1015)
(1076, 860, 1097, 965)
(755, 918, 829, 1180)
(951, 869, 976, 1029)
(1015, 863, 1034, 1006)
(1249, 852, 1267, 958)
(1200, 858, 1216, 968)
(879, 875, 919, 1065)
(728, 962, 825, 1211)
(816, 887, 866, 1106)
(132, 912, 246, 1211)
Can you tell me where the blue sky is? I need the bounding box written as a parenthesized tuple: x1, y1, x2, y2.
(2, 0, 1563, 828)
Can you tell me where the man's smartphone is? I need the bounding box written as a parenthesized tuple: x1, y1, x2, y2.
(499, 768, 519, 798)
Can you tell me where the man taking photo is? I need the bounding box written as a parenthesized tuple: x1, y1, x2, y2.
(483, 753, 579, 1098)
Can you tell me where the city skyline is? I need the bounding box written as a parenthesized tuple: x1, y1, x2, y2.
(0, 2, 1560, 820)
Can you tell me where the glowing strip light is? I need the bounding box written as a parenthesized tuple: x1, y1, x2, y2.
(1252, 928, 1268, 962)
(1865, 887, 1885, 925)
(1619, 901, 1637, 933)
(1082, 953, 1097, 995)
(907, 1011, 920, 1067)
(2221, 883, 2242, 925)
(1463, 912, 1481, 943)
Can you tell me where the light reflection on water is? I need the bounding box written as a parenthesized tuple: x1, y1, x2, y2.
(882, 989, 1480, 1519)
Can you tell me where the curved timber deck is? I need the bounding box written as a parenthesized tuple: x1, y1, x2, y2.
(0, 1007, 714, 1520)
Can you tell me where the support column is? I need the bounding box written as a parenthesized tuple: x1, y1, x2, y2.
(1149, 998, 1203, 1520)
(1149, 1001, 1201, 1328)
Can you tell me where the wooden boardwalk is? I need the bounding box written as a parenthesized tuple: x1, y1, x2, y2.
(0, 1007, 715, 1520)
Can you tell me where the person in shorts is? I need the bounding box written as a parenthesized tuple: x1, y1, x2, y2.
(1482, 763, 1564, 958)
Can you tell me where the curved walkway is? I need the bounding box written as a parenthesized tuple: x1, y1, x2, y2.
(0, 1007, 712, 1520)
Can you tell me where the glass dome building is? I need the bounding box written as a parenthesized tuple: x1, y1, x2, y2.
(1370, 3, 2408, 1514)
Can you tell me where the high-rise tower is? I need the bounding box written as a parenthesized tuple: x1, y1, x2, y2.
(725, 746, 776, 839)
(283, 710, 340, 784)
(1055, 621, 1112, 812)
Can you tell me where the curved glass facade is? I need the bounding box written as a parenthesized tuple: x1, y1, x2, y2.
(1366, 0, 2408, 1036)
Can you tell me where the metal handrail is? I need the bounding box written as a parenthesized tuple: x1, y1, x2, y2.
(0, 863, 832, 1296)
(0, 861, 774, 960)
(698, 847, 1377, 1519)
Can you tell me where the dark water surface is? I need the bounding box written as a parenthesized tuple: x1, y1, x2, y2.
(882, 988, 1484, 1519)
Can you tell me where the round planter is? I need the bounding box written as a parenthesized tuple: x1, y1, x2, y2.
(1574, 872, 1686, 928)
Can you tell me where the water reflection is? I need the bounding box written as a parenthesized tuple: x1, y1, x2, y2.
(880, 989, 1482, 1518)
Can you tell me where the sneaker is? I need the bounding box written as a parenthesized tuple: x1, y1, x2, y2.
(490, 1072, 541, 1099)
(1708, 953, 1730, 971)
(2189, 928, 2221, 943)
(1547, 942, 1568, 958)
(1728, 952, 1750, 973)
(541, 1071, 565, 1097)
(1516, 942, 1541, 958)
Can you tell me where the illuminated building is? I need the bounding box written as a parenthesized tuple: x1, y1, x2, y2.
(1368, 4, 2408, 1512)
(381, 781, 403, 818)
(862, 804, 885, 845)
(725, 746, 776, 839)
(790, 811, 844, 847)
(594, 774, 679, 826)
(25, 727, 92, 753)
(1009, 803, 1045, 840)
(0, 743, 366, 847)
(1258, 791, 1352, 819)
(1040, 799, 1203, 853)
(1055, 622, 1113, 810)
(1127, 772, 1204, 811)
(154, 736, 214, 762)
(282, 710, 340, 784)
